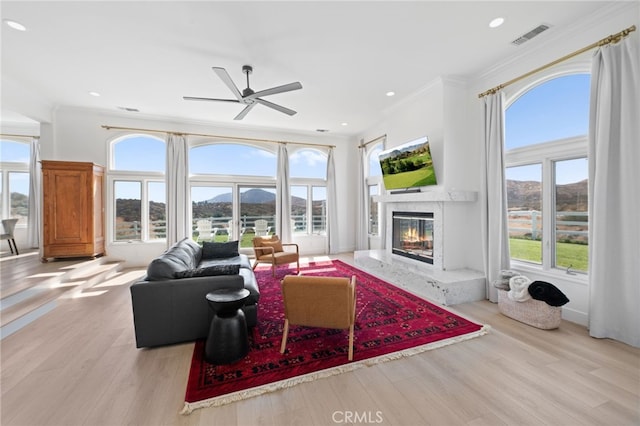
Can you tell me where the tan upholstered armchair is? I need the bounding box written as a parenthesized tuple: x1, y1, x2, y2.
(251, 235, 299, 277)
(280, 275, 357, 361)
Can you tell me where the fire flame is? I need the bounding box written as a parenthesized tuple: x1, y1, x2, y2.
(402, 227, 431, 242)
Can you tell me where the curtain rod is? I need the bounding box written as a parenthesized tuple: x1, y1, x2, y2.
(101, 125, 335, 148)
(478, 24, 636, 98)
(358, 134, 386, 148)
(1, 133, 40, 139)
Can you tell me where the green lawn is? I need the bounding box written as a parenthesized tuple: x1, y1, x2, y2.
(382, 167, 436, 189)
(509, 238, 588, 272)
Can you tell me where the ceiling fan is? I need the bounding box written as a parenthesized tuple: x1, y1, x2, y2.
(183, 65, 302, 120)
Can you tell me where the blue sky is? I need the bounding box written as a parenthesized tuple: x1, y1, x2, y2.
(505, 73, 590, 184)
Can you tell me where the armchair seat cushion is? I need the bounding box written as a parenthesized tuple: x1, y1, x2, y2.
(256, 251, 299, 264)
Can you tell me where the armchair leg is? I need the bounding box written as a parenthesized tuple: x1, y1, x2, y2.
(280, 319, 290, 354)
(348, 324, 354, 361)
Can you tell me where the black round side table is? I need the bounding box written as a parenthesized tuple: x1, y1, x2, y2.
(204, 288, 250, 365)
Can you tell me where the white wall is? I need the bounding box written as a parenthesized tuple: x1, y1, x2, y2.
(43, 107, 355, 266)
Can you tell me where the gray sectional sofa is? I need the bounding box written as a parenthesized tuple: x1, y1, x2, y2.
(130, 238, 260, 348)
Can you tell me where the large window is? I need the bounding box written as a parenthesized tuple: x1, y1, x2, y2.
(0, 140, 30, 225)
(366, 143, 383, 236)
(505, 74, 589, 273)
(110, 135, 166, 242)
(290, 148, 327, 235)
(190, 143, 278, 247)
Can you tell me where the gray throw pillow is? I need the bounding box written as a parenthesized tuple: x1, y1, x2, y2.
(202, 240, 239, 259)
(173, 264, 241, 278)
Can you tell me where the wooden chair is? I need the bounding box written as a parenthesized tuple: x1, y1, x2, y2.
(227, 220, 245, 242)
(251, 235, 299, 277)
(253, 219, 271, 237)
(196, 219, 216, 242)
(1, 218, 19, 255)
(280, 275, 357, 361)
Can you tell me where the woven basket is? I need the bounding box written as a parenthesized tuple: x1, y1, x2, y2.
(497, 289, 561, 330)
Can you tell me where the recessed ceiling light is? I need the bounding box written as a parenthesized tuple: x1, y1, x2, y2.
(89, 91, 101, 97)
(341, 122, 348, 126)
(386, 91, 395, 97)
(489, 17, 505, 28)
(4, 19, 27, 31)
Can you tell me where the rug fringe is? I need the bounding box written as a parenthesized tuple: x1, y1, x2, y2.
(181, 324, 490, 415)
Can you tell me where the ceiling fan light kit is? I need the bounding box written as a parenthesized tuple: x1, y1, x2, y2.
(183, 65, 302, 120)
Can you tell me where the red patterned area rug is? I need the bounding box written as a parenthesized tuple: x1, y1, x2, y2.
(182, 259, 488, 414)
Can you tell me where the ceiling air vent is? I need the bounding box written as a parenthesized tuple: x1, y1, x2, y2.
(511, 24, 550, 46)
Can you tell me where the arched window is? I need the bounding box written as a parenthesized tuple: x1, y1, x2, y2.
(110, 134, 166, 242)
(0, 139, 30, 224)
(290, 148, 328, 234)
(189, 142, 278, 248)
(505, 73, 589, 273)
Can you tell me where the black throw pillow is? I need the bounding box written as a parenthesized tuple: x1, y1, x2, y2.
(528, 280, 570, 307)
(173, 264, 241, 278)
(202, 240, 239, 259)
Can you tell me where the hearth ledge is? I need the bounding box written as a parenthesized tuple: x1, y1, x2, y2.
(354, 250, 486, 306)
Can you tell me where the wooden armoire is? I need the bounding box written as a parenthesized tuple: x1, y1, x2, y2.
(42, 160, 105, 261)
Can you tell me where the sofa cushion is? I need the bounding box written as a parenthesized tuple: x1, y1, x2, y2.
(173, 264, 241, 278)
(146, 238, 202, 280)
(200, 254, 252, 270)
(202, 240, 240, 259)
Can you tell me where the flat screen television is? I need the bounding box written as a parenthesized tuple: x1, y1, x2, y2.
(378, 136, 437, 191)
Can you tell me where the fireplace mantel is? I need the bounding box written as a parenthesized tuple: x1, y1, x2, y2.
(373, 190, 477, 203)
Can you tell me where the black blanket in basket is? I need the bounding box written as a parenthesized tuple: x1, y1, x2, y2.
(528, 281, 570, 307)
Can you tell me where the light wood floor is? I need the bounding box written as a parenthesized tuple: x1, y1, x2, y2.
(1, 253, 638, 426)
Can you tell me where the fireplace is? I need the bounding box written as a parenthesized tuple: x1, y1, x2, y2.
(392, 211, 434, 264)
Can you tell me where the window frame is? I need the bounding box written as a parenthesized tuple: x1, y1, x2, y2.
(504, 69, 590, 278)
(188, 141, 282, 250)
(289, 147, 328, 236)
(366, 143, 383, 237)
(0, 140, 30, 225)
(108, 134, 166, 243)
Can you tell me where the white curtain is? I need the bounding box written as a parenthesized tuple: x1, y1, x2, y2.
(326, 147, 339, 254)
(480, 92, 511, 302)
(588, 34, 640, 347)
(276, 144, 292, 242)
(355, 144, 369, 250)
(27, 137, 41, 248)
(165, 133, 189, 246)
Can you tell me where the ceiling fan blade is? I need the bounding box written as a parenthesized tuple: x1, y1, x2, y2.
(183, 96, 240, 103)
(234, 102, 258, 120)
(212, 67, 243, 101)
(245, 82, 302, 100)
(255, 98, 297, 116)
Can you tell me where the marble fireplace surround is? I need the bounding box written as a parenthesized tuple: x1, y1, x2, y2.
(355, 190, 486, 305)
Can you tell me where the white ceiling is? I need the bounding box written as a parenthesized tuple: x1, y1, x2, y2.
(0, 1, 616, 136)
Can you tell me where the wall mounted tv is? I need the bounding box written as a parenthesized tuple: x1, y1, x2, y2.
(378, 136, 437, 191)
